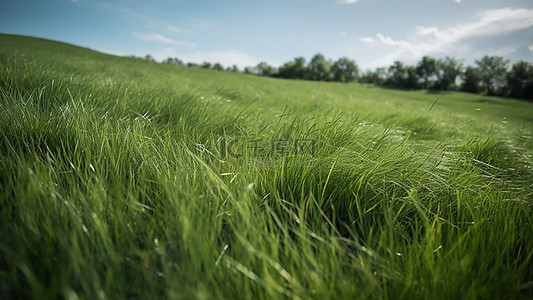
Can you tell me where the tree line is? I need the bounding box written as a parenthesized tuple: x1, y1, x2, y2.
(360, 56, 533, 100)
(135, 53, 533, 100)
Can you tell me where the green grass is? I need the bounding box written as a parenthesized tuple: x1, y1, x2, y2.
(1, 33, 532, 299)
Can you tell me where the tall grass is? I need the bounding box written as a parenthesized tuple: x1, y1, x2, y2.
(1, 34, 532, 299)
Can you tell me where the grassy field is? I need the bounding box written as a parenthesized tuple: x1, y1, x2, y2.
(1, 33, 532, 299)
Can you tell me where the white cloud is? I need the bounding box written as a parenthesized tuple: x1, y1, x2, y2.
(120, 7, 158, 23)
(132, 32, 196, 48)
(416, 26, 440, 37)
(360, 37, 375, 44)
(454, 0, 462, 3)
(133, 32, 173, 43)
(338, 0, 358, 5)
(363, 7, 533, 68)
(529, 45, 533, 52)
(487, 45, 521, 57)
(376, 33, 412, 48)
(167, 26, 190, 34)
(415, 7, 533, 43)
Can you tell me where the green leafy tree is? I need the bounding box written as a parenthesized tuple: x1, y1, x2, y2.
(405, 66, 418, 89)
(360, 67, 387, 85)
(376, 67, 387, 85)
(201, 62, 212, 69)
(416, 56, 437, 89)
(244, 66, 254, 74)
(308, 53, 332, 81)
(359, 71, 378, 84)
(278, 57, 307, 79)
(331, 57, 359, 83)
(506, 61, 533, 99)
(163, 57, 184, 66)
(476, 56, 508, 95)
(436, 57, 462, 90)
(293, 57, 307, 79)
(461, 66, 480, 93)
(212, 63, 224, 71)
(144, 54, 155, 62)
(387, 61, 408, 87)
(255, 62, 276, 77)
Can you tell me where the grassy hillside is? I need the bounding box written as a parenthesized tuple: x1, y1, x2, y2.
(1, 33, 532, 299)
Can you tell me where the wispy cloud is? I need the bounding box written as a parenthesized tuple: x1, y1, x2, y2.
(116, 7, 194, 35)
(375, 33, 412, 48)
(529, 45, 533, 52)
(362, 7, 533, 68)
(338, 0, 358, 5)
(454, 0, 462, 3)
(132, 32, 196, 48)
(69, 0, 79, 2)
(167, 26, 190, 34)
(487, 45, 522, 57)
(120, 7, 159, 23)
(414, 7, 533, 44)
(360, 37, 375, 44)
(133, 32, 173, 43)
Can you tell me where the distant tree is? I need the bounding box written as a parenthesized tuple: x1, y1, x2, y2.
(476, 56, 508, 95)
(213, 63, 225, 71)
(308, 53, 332, 81)
(292, 57, 307, 79)
(230, 65, 239, 73)
(461, 66, 481, 93)
(375, 67, 387, 85)
(201, 62, 212, 69)
(144, 54, 155, 62)
(416, 56, 438, 89)
(278, 62, 293, 78)
(331, 57, 359, 83)
(359, 71, 378, 84)
(387, 61, 408, 87)
(187, 62, 199, 68)
(163, 57, 184, 66)
(278, 57, 307, 79)
(255, 62, 276, 76)
(405, 66, 419, 89)
(244, 66, 254, 74)
(506, 61, 533, 99)
(436, 57, 462, 90)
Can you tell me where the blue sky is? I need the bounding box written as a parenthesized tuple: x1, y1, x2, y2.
(1, 0, 533, 70)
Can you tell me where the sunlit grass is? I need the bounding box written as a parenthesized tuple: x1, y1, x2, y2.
(1, 33, 532, 299)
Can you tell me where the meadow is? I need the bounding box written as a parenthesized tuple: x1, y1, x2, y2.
(1, 33, 532, 299)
